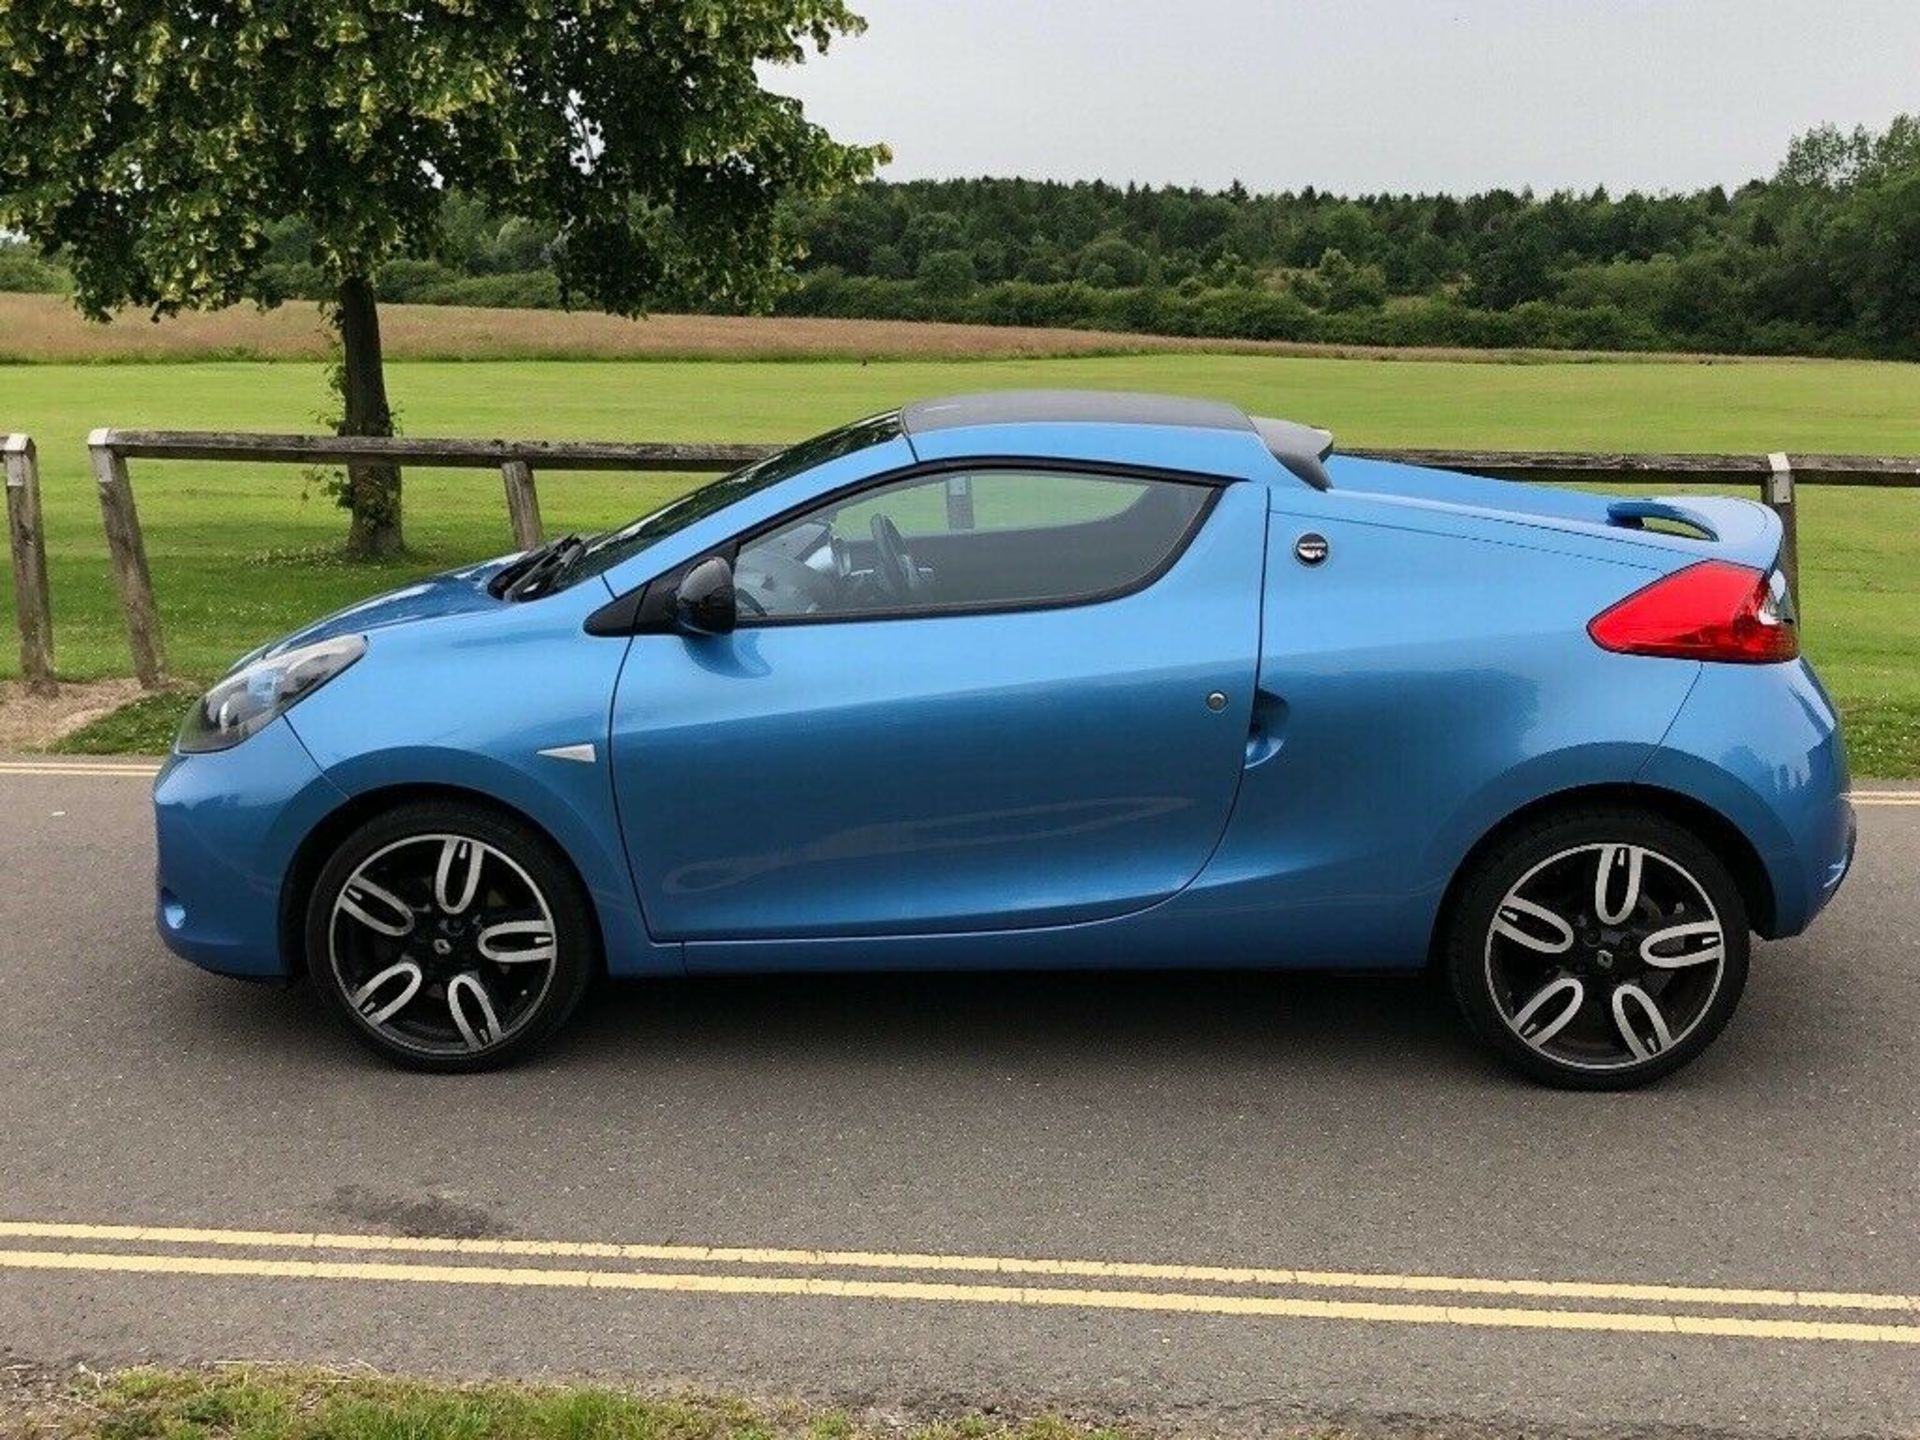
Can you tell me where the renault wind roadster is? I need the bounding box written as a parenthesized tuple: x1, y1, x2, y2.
(154, 391, 1854, 1087)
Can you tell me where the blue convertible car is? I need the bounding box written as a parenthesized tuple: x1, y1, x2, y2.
(154, 391, 1853, 1086)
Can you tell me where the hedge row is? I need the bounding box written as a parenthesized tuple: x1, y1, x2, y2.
(772, 272, 1862, 357)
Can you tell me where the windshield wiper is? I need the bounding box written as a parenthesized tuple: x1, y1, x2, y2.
(488, 533, 584, 601)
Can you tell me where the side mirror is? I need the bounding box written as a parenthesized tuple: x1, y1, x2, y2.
(674, 555, 738, 636)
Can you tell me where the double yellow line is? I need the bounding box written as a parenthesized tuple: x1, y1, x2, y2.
(0, 759, 164, 777)
(2, 1219, 1914, 1345)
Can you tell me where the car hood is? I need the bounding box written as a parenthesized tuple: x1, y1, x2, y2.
(247, 555, 517, 666)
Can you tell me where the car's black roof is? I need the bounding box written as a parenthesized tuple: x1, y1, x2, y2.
(901, 390, 1250, 434)
(900, 390, 1334, 489)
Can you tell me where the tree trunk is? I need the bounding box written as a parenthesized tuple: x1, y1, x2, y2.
(335, 274, 404, 558)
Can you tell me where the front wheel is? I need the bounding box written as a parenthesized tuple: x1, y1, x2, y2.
(306, 800, 595, 1071)
(1445, 807, 1750, 1089)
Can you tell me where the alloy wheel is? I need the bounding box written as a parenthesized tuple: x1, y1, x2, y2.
(328, 832, 558, 1058)
(1482, 842, 1726, 1073)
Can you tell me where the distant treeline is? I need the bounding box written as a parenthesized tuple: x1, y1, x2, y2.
(6, 117, 1915, 359)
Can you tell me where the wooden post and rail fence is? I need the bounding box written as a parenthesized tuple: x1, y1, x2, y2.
(0, 427, 1915, 692)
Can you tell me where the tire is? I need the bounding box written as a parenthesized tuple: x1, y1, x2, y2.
(1444, 806, 1750, 1090)
(305, 799, 596, 1072)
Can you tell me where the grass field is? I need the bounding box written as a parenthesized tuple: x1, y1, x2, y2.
(4, 345, 1918, 770)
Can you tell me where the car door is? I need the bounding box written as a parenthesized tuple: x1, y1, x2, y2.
(607, 464, 1268, 946)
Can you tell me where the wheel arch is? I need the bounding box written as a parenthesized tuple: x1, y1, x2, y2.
(277, 782, 608, 979)
(1428, 781, 1777, 964)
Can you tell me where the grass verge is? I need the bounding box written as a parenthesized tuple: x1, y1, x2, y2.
(47, 689, 195, 755)
(1842, 698, 1920, 779)
(9, 1367, 1151, 1440)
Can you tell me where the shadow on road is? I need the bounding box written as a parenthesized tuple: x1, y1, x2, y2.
(157, 960, 1489, 1075)
(161, 962, 1487, 1083)
(592, 966, 1465, 1062)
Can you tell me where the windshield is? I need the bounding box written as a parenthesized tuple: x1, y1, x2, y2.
(558, 411, 903, 589)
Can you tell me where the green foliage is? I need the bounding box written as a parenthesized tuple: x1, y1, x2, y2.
(84, 109, 1897, 360)
(0, 237, 66, 292)
(915, 249, 977, 301)
(3, 35, 1916, 362)
(770, 117, 1920, 357)
(1075, 234, 1150, 288)
(1313, 248, 1387, 312)
(0, 0, 886, 321)
(0, 0, 883, 553)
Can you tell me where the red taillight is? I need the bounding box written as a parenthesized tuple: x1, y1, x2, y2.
(1588, 560, 1799, 663)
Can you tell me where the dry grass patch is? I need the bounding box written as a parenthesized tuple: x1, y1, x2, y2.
(0, 677, 155, 752)
(0, 292, 1807, 366)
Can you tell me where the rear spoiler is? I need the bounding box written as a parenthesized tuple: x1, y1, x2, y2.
(1251, 416, 1334, 491)
(1606, 496, 1783, 572)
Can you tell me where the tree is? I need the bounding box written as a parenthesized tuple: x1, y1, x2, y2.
(901, 210, 967, 266)
(1827, 169, 1920, 354)
(1314, 248, 1387, 312)
(0, 1, 882, 556)
(1075, 234, 1149, 288)
(915, 249, 976, 302)
(1466, 211, 1558, 310)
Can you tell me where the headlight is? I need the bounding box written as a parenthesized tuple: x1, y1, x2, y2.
(177, 635, 366, 753)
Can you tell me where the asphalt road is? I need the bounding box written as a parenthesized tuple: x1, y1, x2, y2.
(1, 758, 1916, 1438)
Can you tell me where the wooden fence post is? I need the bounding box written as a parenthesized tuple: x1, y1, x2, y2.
(943, 473, 976, 531)
(88, 429, 168, 689)
(1766, 451, 1800, 615)
(500, 460, 544, 549)
(3, 434, 57, 694)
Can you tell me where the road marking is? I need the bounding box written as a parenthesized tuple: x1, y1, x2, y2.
(1, 1220, 1913, 1316)
(0, 1245, 1914, 1345)
(0, 760, 161, 777)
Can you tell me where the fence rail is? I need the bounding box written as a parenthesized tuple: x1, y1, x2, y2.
(91, 430, 1920, 487)
(96, 430, 777, 472)
(0, 429, 1908, 691)
(1343, 449, 1920, 488)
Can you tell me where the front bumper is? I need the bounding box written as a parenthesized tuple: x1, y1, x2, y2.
(153, 718, 349, 978)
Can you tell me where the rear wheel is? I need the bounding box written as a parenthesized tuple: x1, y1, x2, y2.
(305, 800, 595, 1071)
(1445, 807, 1749, 1089)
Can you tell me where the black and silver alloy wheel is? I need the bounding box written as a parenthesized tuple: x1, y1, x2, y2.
(1488, 842, 1725, 1069)
(1446, 807, 1750, 1089)
(307, 801, 594, 1070)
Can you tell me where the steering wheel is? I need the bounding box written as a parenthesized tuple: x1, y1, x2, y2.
(869, 513, 922, 600)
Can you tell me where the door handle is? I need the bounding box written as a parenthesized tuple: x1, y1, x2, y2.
(1244, 689, 1288, 768)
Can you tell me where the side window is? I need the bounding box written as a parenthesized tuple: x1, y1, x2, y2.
(734, 468, 1213, 622)
(835, 470, 1146, 537)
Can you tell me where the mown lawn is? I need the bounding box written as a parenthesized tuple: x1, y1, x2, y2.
(5, 351, 1919, 769)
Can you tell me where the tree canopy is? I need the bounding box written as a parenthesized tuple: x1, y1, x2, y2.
(2, 26, 1913, 367)
(768, 117, 1920, 360)
(0, 0, 883, 552)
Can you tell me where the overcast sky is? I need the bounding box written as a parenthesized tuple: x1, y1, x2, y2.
(770, 0, 1920, 195)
